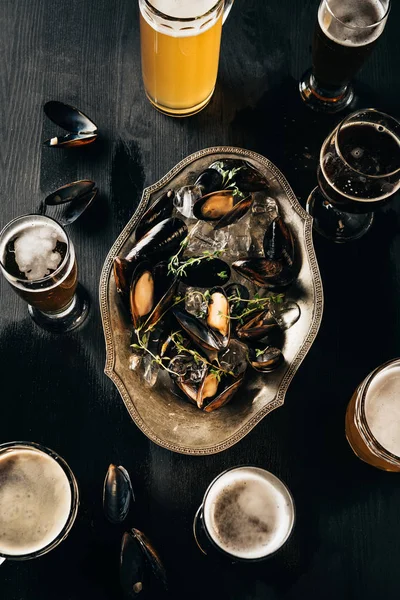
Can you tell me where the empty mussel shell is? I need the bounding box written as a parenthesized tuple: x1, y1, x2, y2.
(173, 308, 222, 352)
(45, 180, 96, 205)
(248, 346, 284, 373)
(236, 310, 279, 342)
(44, 180, 98, 226)
(232, 258, 283, 287)
(43, 132, 97, 148)
(135, 190, 175, 242)
(103, 464, 134, 524)
(194, 168, 224, 196)
(263, 216, 295, 267)
(120, 528, 168, 598)
(44, 100, 98, 134)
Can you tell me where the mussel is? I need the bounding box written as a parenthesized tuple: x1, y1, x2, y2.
(103, 464, 134, 524)
(193, 190, 235, 221)
(232, 258, 283, 287)
(43, 100, 98, 147)
(248, 346, 284, 373)
(263, 216, 295, 267)
(120, 528, 168, 598)
(206, 287, 230, 348)
(173, 308, 222, 352)
(225, 283, 250, 318)
(194, 168, 224, 196)
(209, 159, 270, 192)
(214, 195, 253, 230)
(203, 376, 244, 412)
(114, 218, 188, 297)
(135, 190, 175, 242)
(44, 180, 98, 226)
(179, 257, 231, 288)
(236, 310, 279, 342)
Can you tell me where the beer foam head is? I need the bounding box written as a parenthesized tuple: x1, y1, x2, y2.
(14, 225, 63, 280)
(203, 467, 294, 559)
(140, 0, 222, 36)
(147, 0, 218, 19)
(0, 448, 72, 556)
(365, 361, 400, 457)
(319, 0, 387, 47)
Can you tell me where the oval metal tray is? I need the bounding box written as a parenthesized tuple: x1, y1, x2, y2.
(100, 147, 324, 455)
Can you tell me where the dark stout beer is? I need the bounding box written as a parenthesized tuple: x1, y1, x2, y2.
(313, 0, 388, 91)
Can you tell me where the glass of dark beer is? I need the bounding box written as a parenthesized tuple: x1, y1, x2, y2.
(307, 108, 400, 242)
(300, 0, 390, 113)
(0, 214, 89, 332)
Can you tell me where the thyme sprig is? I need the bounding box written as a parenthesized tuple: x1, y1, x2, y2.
(168, 248, 227, 279)
(226, 292, 285, 324)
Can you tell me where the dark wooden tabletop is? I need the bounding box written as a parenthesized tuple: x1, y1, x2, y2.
(1, 0, 400, 598)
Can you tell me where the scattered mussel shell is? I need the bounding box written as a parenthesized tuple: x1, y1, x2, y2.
(194, 168, 224, 196)
(209, 159, 270, 192)
(269, 300, 301, 331)
(103, 464, 134, 524)
(214, 194, 253, 230)
(193, 190, 234, 221)
(206, 287, 230, 348)
(236, 310, 279, 342)
(44, 180, 98, 226)
(120, 528, 168, 598)
(248, 346, 284, 373)
(179, 256, 231, 288)
(172, 308, 222, 352)
(114, 218, 188, 297)
(135, 190, 175, 242)
(43, 100, 98, 147)
(232, 258, 283, 287)
(263, 216, 295, 267)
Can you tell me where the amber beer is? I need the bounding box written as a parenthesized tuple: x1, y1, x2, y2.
(345, 359, 400, 472)
(139, 0, 226, 117)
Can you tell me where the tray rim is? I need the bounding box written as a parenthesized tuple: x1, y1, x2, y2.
(99, 146, 324, 455)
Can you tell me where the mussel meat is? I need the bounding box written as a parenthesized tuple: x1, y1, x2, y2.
(43, 100, 98, 147)
(44, 180, 98, 226)
(236, 310, 279, 342)
(135, 190, 175, 242)
(214, 195, 253, 230)
(103, 464, 134, 524)
(172, 308, 222, 352)
(232, 258, 283, 287)
(193, 190, 235, 221)
(179, 257, 231, 288)
(206, 287, 230, 348)
(120, 528, 168, 598)
(130, 262, 155, 329)
(196, 371, 219, 409)
(209, 159, 270, 192)
(194, 168, 224, 196)
(263, 216, 294, 267)
(248, 346, 284, 373)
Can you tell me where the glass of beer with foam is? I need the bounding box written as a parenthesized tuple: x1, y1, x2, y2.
(0, 214, 89, 333)
(138, 0, 234, 117)
(0, 441, 79, 565)
(300, 0, 390, 113)
(193, 466, 295, 561)
(346, 359, 400, 472)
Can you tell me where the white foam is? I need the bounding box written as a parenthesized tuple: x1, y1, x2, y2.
(0, 448, 72, 556)
(203, 467, 294, 559)
(148, 0, 217, 19)
(365, 363, 400, 457)
(14, 226, 62, 281)
(319, 0, 387, 47)
(140, 0, 221, 37)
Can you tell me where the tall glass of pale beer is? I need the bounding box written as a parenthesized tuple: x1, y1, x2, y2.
(138, 0, 234, 117)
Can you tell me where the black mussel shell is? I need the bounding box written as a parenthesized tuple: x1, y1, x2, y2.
(263, 216, 294, 267)
(214, 195, 253, 230)
(193, 190, 235, 221)
(179, 257, 231, 288)
(114, 218, 188, 297)
(136, 190, 175, 242)
(130, 261, 155, 329)
(194, 168, 224, 196)
(236, 310, 278, 342)
(203, 376, 244, 412)
(172, 308, 221, 352)
(58, 189, 98, 226)
(206, 287, 230, 348)
(44, 100, 97, 134)
(232, 258, 283, 287)
(209, 159, 269, 192)
(266, 264, 295, 289)
(45, 180, 96, 205)
(43, 132, 97, 148)
(225, 283, 250, 318)
(103, 464, 134, 524)
(143, 278, 179, 332)
(120, 529, 167, 598)
(248, 346, 284, 373)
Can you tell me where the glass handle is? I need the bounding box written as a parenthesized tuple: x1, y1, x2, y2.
(222, 0, 234, 24)
(0, 558, 5, 566)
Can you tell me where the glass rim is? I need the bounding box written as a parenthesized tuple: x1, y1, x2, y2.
(200, 465, 296, 562)
(359, 358, 400, 463)
(334, 108, 400, 179)
(0, 214, 71, 285)
(142, 0, 222, 23)
(325, 0, 391, 31)
(0, 441, 79, 561)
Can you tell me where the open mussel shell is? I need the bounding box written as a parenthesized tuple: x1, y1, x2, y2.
(135, 190, 175, 242)
(193, 190, 235, 221)
(263, 216, 295, 267)
(172, 308, 221, 352)
(206, 287, 230, 348)
(225, 283, 250, 318)
(232, 258, 283, 287)
(45, 180, 95, 205)
(44, 100, 97, 134)
(194, 168, 224, 196)
(43, 132, 97, 148)
(103, 464, 134, 524)
(214, 195, 253, 230)
(44, 180, 98, 226)
(114, 218, 188, 297)
(203, 376, 244, 413)
(209, 159, 270, 192)
(248, 346, 284, 373)
(120, 528, 168, 598)
(179, 257, 231, 288)
(236, 310, 279, 342)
